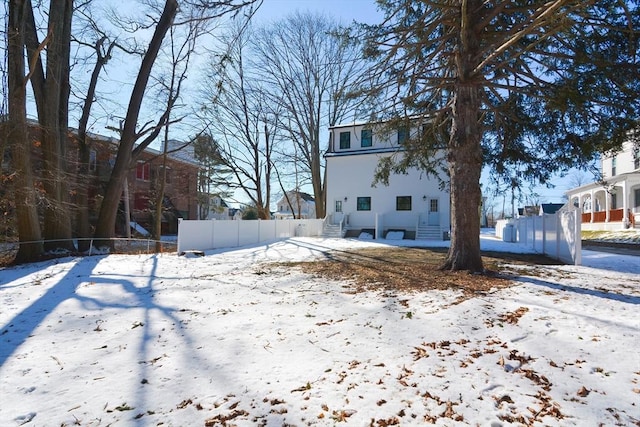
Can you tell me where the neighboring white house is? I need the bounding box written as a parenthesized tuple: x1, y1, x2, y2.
(200, 195, 231, 220)
(565, 138, 640, 230)
(325, 121, 450, 240)
(274, 190, 316, 219)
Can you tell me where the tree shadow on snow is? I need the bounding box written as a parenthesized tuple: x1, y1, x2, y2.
(512, 275, 640, 305)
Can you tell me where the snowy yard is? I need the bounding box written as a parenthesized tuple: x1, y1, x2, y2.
(1, 236, 639, 426)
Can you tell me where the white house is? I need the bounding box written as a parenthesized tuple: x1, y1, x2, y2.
(565, 138, 640, 230)
(200, 195, 231, 220)
(274, 190, 316, 219)
(325, 121, 450, 240)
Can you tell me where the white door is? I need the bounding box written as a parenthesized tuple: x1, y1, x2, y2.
(334, 200, 344, 224)
(428, 198, 440, 226)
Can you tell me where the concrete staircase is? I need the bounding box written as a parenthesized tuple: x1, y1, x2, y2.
(415, 224, 441, 240)
(323, 223, 344, 238)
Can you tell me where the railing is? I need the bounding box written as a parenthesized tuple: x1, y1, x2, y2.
(581, 208, 634, 225)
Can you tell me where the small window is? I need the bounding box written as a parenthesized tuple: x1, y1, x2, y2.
(634, 147, 639, 170)
(160, 166, 172, 184)
(335, 200, 342, 213)
(339, 131, 351, 149)
(357, 196, 371, 211)
(611, 156, 617, 176)
(396, 196, 412, 211)
(136, 161, 150, 181)
(398, 128, 408, 144)
(89, 150, 97, 172)
(430, 199, 439, 213)
(361, 129, 372, 147)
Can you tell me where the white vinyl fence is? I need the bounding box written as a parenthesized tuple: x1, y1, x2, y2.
(495, 208, 582, 265)
(177, 218, 324, 253)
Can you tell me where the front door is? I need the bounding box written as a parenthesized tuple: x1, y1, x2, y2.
(334, 200, 344, 224)
(428, 198, 440, 226)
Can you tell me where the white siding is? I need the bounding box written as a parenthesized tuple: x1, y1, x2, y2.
(326, 122, 450, 235)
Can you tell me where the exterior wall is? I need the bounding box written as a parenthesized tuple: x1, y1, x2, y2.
(602, 140, 639, 178)
(124, 150, 198, 234)
(326, 122, 450, 236)
(65, 131, 199, 236)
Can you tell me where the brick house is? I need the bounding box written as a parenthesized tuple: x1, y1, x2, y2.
(77, 131, 199, 236)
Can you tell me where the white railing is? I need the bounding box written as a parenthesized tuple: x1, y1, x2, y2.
(495, 207, 581, 265)
(177, 218, 324, 253)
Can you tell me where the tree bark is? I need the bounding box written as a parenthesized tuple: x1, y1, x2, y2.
(440, 0, 484, 272)
(8, 0, 44, 262)
(24, 0, 75, 252)
(441, 84, 484, 272)
(93, 0, 178, 247)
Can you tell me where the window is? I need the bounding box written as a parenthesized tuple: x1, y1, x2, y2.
(134, 193, 149, 211)
(89, 150, 97, 172)
(339, 131, 351, 149)
(398, 128, 408, 144)
(396, 196, 412, 211)
(335, 200, 342, 213)
(611, 156, 617, 176)
(136, 161, 150, 181)
(430, 199, 439, 213)
(611, 193, 617, 210)
(357, 196, 371, 211)
(634, 147, 639, 170)
(159, 166, 172, 184)
(361, 129, 372, 147)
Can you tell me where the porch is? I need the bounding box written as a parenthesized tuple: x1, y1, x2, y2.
(567, 171, 640, 231)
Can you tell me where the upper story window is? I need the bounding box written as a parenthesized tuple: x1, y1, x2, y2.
(634, 147, 639, 170)
(361, 129, 372, 147)
(357, 196, 371, 211)
(136, 161, 150, 181)
(339, 131, 351, 149)
(611, 156, 617, 176)
(398, 128, 408, 145)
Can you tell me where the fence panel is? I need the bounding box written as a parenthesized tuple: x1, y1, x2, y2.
(178, 218, 324, 253)
(494, 208, 581, 265)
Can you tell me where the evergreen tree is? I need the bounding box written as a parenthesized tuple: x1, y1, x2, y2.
(359, 0, 639, 272)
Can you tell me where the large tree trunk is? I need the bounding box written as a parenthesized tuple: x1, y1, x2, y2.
(76, 39, 115, 252)
(310, 146, 325, 218)
(440, 1, 484, 272)
(25, 0, 75, 252)
(93, 0, 178, 247)
(441, 84, 484, 272)
(8, 0, 44, 263)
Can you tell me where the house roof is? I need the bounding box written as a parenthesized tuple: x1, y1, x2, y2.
(541, 203, 565, 214)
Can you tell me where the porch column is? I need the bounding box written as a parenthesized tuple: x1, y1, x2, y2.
(622, 181, 629, 225)
(605, 190, 610, 222)
(590, 189, 595, 223)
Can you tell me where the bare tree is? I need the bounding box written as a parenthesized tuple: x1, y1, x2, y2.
(152, 22, 200, 249)
(93, 0, 258, 246)
(23, 0, 74, 252)
(200, 23, 278, 219)
(7, 0, 43, 262)
(252, 12, 366, 218)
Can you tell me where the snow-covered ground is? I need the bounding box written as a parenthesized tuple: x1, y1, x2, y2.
(1, 235, 638, 426)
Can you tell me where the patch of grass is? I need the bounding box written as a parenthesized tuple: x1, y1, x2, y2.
(279, 247, 559, 299)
